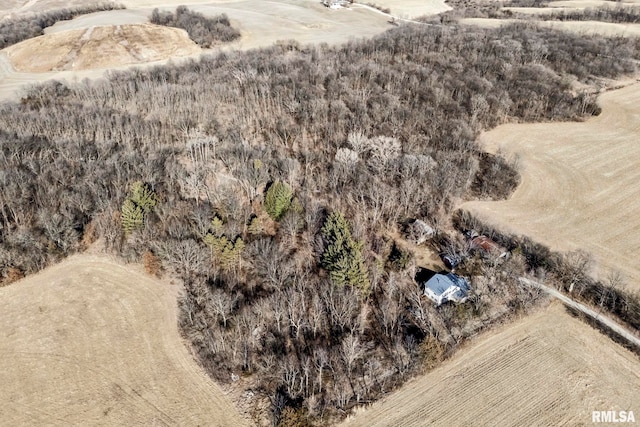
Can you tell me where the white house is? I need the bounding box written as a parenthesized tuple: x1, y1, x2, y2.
(423, 273, 470, 306)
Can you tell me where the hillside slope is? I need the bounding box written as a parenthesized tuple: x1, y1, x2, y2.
(0, 255, 247, 426)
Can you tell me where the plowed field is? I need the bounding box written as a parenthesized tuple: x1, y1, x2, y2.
(462, 82, 640, 291)
(342, 303, 640, 426)
(0, 254, 247, 426)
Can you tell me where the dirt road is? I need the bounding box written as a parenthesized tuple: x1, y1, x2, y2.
(520, 277, 640, 348)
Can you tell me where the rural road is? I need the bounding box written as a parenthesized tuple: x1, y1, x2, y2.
(519, 277, 640, 348)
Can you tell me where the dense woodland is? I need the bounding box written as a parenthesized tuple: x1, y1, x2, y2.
(1, 23, 639, 425)
(0, 2, 124, 49)
(150, 6, 241, 47)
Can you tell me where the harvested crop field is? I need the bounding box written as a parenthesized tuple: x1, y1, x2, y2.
(0, 0, 92, 17)
(5, 23, 200, 72)
(0, 255, 247, 426)
(357, 0, 451, 18)
(342, 302, 640, 427)
(0, 0, 393, 100)
(462, 82, 640, 291)
(461, 17, 640, 36)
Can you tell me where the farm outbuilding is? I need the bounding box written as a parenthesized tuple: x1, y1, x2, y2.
(322, 0, 349, 8)
(469, 235, 508, 258)
(422, 273, 470, 306)
(441, 253, 462, 270)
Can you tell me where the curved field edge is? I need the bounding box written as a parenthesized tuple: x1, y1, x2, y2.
(0, 254, 247, 426)
(341, 302, 640, 427)
(461, 81, 640, 291)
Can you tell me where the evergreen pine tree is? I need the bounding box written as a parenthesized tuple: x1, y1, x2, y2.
(121, 199, 144, 235)
(121, 182, 158, 235)
(265, 180, 293, 221)
(321, 212, 369, 292)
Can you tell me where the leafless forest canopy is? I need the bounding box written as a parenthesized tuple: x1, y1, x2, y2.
(0, 23, 638, 424)
(0, 2, 124, 49)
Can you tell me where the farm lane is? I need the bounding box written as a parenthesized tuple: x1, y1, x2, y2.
(519, 277, 640, 348)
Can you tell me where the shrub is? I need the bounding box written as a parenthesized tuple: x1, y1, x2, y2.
(143, 250, 163, 277)
(203, 218, 245, 271)
(387, 242, 412, 271)
(2, 267, 24, 285)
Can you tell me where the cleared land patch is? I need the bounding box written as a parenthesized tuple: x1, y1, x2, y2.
(462, 82, 640, 291)
(0, 254, 247, 426)
(44, 9, 149, 33)
(5, 23, 200, 72)
(342, 302, 640, 427)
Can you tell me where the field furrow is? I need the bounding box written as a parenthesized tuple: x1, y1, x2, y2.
(462, 83, 640, 290)
(0, 255, 248, 426)
(342, 303, 640, 427)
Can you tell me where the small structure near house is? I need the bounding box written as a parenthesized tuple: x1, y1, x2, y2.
(441, 253, 462, 270)
(422, 273, 470, 306)
(469, 235, 508, 258)
(407, 219, 435, 245)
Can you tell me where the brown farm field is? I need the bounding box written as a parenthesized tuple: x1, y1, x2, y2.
(1, 1, 640, 426)
(462, 82, 640, 292)
(342, 302, 640, 427)
(5, 24, 201, 72)
(0, 0, 393, 100)
(0, 254, 248, 426)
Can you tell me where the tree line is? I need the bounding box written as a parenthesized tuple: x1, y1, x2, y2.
(454, 210, 640, 334)
(0, 2, 124, 49)
(436, 1, 640, 25)
(0, 23, 637, 425)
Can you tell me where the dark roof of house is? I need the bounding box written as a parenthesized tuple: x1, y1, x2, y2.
(424, 273, 470, 296)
